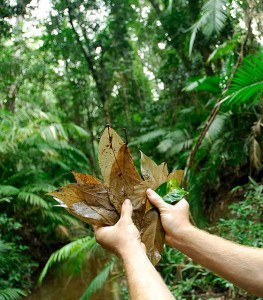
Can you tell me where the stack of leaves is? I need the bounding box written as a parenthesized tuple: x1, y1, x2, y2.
(49, 127, 187, 265)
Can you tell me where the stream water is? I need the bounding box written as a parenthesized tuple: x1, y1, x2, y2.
(27, 253, 123, 300)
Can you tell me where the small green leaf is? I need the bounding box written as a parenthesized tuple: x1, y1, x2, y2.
(155, 179, 188, 205)
(163, 188, 188, 204)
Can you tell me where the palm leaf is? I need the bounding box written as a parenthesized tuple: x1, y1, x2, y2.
(0, 288, 27, 300)
(80, 259, 115, 300)
(130, 129, 166, 145)
(220, 53, 263, 107)
(0, 185, 20, 196)
(38, 236, 96, 284)
(17, 192, 50, 209)
(189, 0, 228, 56)
(182, 76, 221, 94)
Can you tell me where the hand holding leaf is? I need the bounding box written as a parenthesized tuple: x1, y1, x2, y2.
(49, 126, 187, 264)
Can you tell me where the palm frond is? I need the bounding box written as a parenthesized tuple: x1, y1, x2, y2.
(158, 129, 193, 156)
(0, 185, 20, 196)
(42, 210, 79, 225)
(189, 0, 228, 56)
(130, 129, 166, 145)
(182, 76, 221, 94)
(207, 39, 238, 63)
(205, 113, 230, 141)
(220, 53, 263, 107)
(17, 192, 50, 209)
(80, 259, 115, 300)
(38, 236, 96, 284)
(0, 288, 27, 300)
(64, 123, 89, 138)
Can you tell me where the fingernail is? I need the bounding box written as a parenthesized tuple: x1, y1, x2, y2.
(146, 188, 153, 195)
(124, 199, 131, 205)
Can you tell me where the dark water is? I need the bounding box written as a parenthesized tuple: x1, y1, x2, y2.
(27, 253, 125, 300)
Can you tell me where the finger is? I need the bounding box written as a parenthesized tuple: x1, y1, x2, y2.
(174, 198, 189, 210)
(146, 188, 168, 211)
(120, 199, 133, 220)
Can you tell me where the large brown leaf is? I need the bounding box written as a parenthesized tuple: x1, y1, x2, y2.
(140, 151, 168, 189)
(72, 171, 101, 185)
(49, 181, 119, 226)
(108, 144, 141, 211)
(98, 126, 124, 186)
(141, 209, 165, 266)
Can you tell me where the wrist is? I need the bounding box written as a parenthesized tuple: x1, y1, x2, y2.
(119, 242, 146, 262)
(167, 223, 196, 249)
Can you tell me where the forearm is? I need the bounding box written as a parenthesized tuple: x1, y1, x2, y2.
(169, 226, 263, 296)
(121, 246, 174, 300)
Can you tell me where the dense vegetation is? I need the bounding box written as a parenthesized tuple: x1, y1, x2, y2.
(0, 0, 262, 299)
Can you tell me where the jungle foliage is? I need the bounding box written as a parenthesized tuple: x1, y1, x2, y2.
(0, 0, 262, 299)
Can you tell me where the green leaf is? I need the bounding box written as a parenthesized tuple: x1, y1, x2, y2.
(0, 288, 27, 300)
(189, 0, 228, 56)
(155, 179, 188, 205)
(38, 236, 96, 284)
(0, 185, 19, 196)
(220, 52, 263, 107)
(207, 39, 238, 63)
(163, 188, 188, 204)
(182, 76, 221, 94)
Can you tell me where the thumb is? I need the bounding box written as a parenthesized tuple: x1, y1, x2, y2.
(146, 189, 168, 212)
(120, 199, 133, 221)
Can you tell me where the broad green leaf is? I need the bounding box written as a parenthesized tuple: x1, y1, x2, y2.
(155, 179, 188, 204)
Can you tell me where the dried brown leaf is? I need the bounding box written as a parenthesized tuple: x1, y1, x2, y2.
(109, 144, 141, 211)
(98, 127, 124, 186)
(140, 151, 168, 188)
(49, 183, 119, 226)
(141, 209, 165, 265)
(72, 171, 101, 185)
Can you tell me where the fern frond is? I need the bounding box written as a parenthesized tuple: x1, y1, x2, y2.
(130, 129, 166, 145)
(42, 210, 79, 225)
(205, 113, 230, 141)
(182, 76, 221, 94)
(0, 185, 20, 196)
(64, 123, 89, 138)
(39, 123, 68, 142)
(80, 259, 115, 300)
(158, 129, 193, 155)
(23, 183, 57, 193)
(207, 39, 238, 63)
(38, 236, 96, 284)
(17, 192, 49, 209)
(0, 288, 27, 300)
(189, 0, 228, 56)
(220, 53, 263, 107)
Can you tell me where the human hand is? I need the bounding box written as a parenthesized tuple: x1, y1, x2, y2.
(94, 199, 146, 260)
(146, 188, 193, 248)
